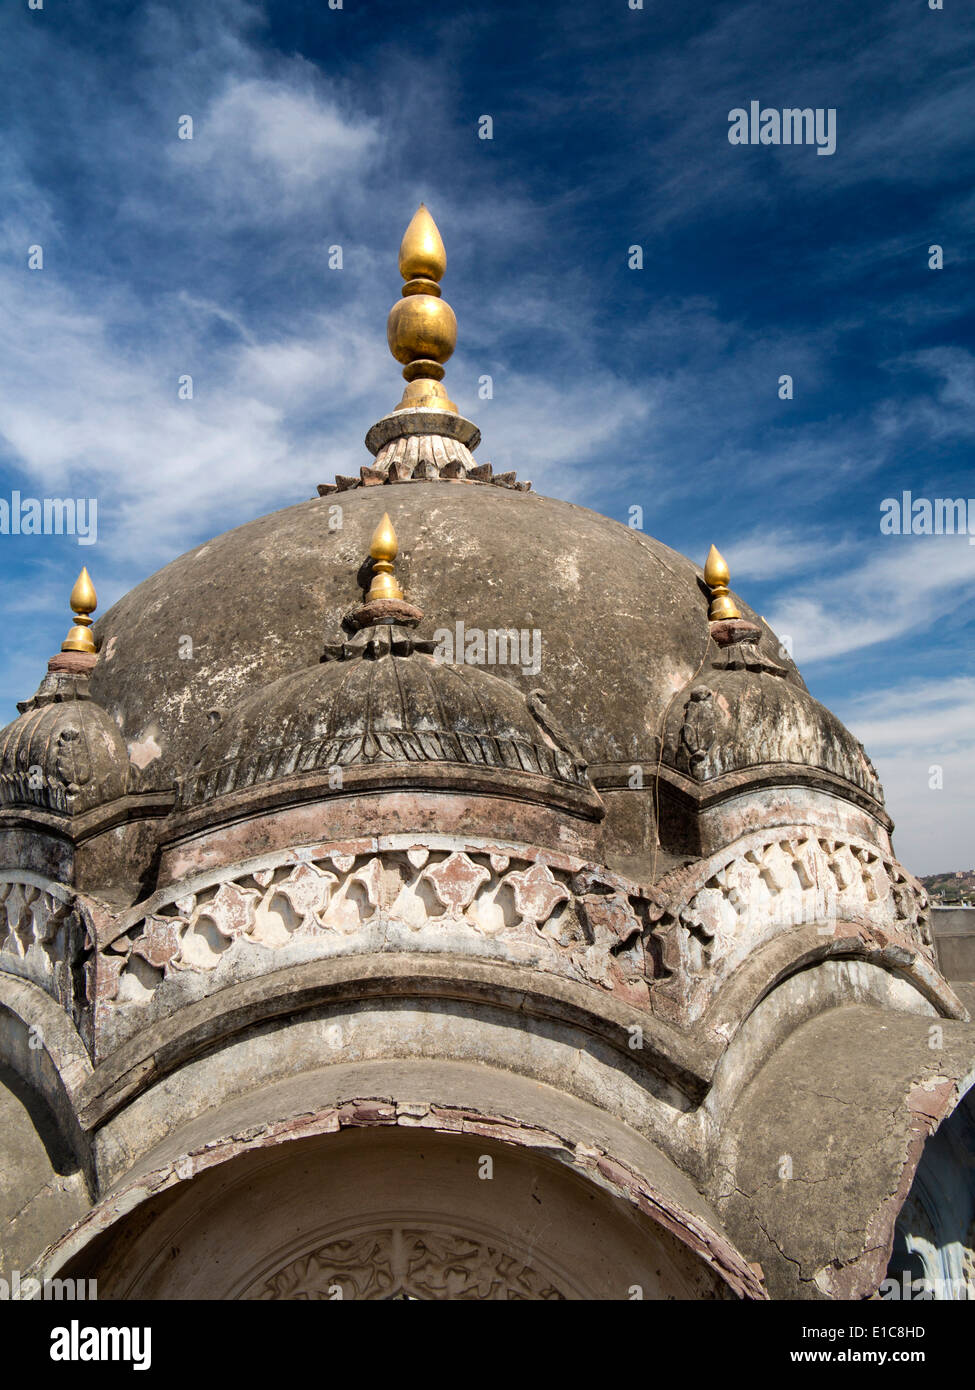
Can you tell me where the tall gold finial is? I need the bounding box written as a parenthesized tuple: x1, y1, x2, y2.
(61, 566, 98, 653)
(386, 205, 458, 413)
(704, 544, 741, 622)
(366, 513, 404, 602)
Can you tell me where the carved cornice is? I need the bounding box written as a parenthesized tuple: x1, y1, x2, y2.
(3, 818, 951, 1082)
(76, 824, 948, 1061)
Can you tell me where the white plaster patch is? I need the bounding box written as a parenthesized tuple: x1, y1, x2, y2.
(128, 732, 163, 769)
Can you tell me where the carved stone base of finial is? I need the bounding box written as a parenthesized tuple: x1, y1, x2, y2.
(316, 459, 532, 494)
(348, 597, 424, 630)
(316, 411, 532, 494)
(709, 618, 787, 676)
(375, 430, 476, 475)
(365, 409, 481, 457)
(709, 619, 762, 648)
(48, 650, 98, 674)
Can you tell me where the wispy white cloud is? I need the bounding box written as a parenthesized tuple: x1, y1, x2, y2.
(765, 536, 975, 664)
(724, 526, 856, 582)
(840, 678, 975, 874)
(875, 347, 975, 442)
(165, 76, 382, 225)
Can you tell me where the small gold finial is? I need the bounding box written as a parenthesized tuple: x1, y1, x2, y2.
(386, 205, 458, 413)
(61, 566, 98, 653)
(704, 544, 741, 622)
(366, 513, 404, 602)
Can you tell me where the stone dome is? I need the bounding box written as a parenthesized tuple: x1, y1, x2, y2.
(89, 483, 807, 782)
(663, 650, 884, 807)
(0, 674, 129, 816)
(180, 619, 599, 817)
(6, 206, 972, 1313)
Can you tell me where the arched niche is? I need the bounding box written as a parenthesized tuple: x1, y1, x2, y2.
(61, 1127, 738, 1301)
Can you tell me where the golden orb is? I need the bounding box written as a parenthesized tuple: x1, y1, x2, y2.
(387, 294, 457, 368)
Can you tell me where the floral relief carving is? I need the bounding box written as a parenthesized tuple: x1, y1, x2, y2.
(423, 852, 491, 916)
(245, 1225, 567, 1301)
(505, 862, 569, 930)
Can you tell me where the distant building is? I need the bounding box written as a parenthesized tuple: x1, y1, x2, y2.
(931, 907, 975, 987)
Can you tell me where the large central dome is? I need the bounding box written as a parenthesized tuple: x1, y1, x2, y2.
(72, 203, 888, 883)
(90, 483, 785, 780)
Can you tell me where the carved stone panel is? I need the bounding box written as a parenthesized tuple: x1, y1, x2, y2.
(93, 842, 661, 1053)
(245, 1224, 568, 1300)
(0, 875, 90, 1038)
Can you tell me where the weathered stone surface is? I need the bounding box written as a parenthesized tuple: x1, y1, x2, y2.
(178, 619, 599, 816)
(711, 1004, 975, 1300)
(2, 448, 973, 1303)
(85, 486, 796, 831)
(664, 662, 884, 808)
(42, 1062, 764, 1300)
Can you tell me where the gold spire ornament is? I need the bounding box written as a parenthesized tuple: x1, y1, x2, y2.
(365, 513, 405, 602)
(386, 205, 459, 413)
(61, 567, 98, 653)
(704, 544, 741, 622)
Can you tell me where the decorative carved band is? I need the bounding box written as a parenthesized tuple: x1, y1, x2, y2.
(650, 831, 934, 1022)
(85, 826, 937, 1053)
(93, 845, 657, 1053)
(4, 827, 935, 1059)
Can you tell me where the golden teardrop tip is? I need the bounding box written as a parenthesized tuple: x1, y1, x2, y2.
(370, 512, 398, 563)
(704, 544, 730, 589)
(69, 566, 97, 616)
(398, 205, 447, 284)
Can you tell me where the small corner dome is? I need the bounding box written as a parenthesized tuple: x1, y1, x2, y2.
(0, 694, 129, 816)
(179, 622, 601, 819)
(663, 664, 885, 809)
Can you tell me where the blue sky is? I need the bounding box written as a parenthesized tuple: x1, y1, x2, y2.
(1, 0, 973, 873)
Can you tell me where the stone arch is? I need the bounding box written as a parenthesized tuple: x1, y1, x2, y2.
(0, 977, 94, 1269)
(39, 1056, 765, 1300)
(51, 1122, 753, 1301)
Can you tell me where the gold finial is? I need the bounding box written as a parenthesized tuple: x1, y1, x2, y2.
(704, 544, 741, 622)
(366, 513, 404, 602)
(386, 205, 458, 413)
(61, 566, 98, 653)
(399, 204, 446, 285)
